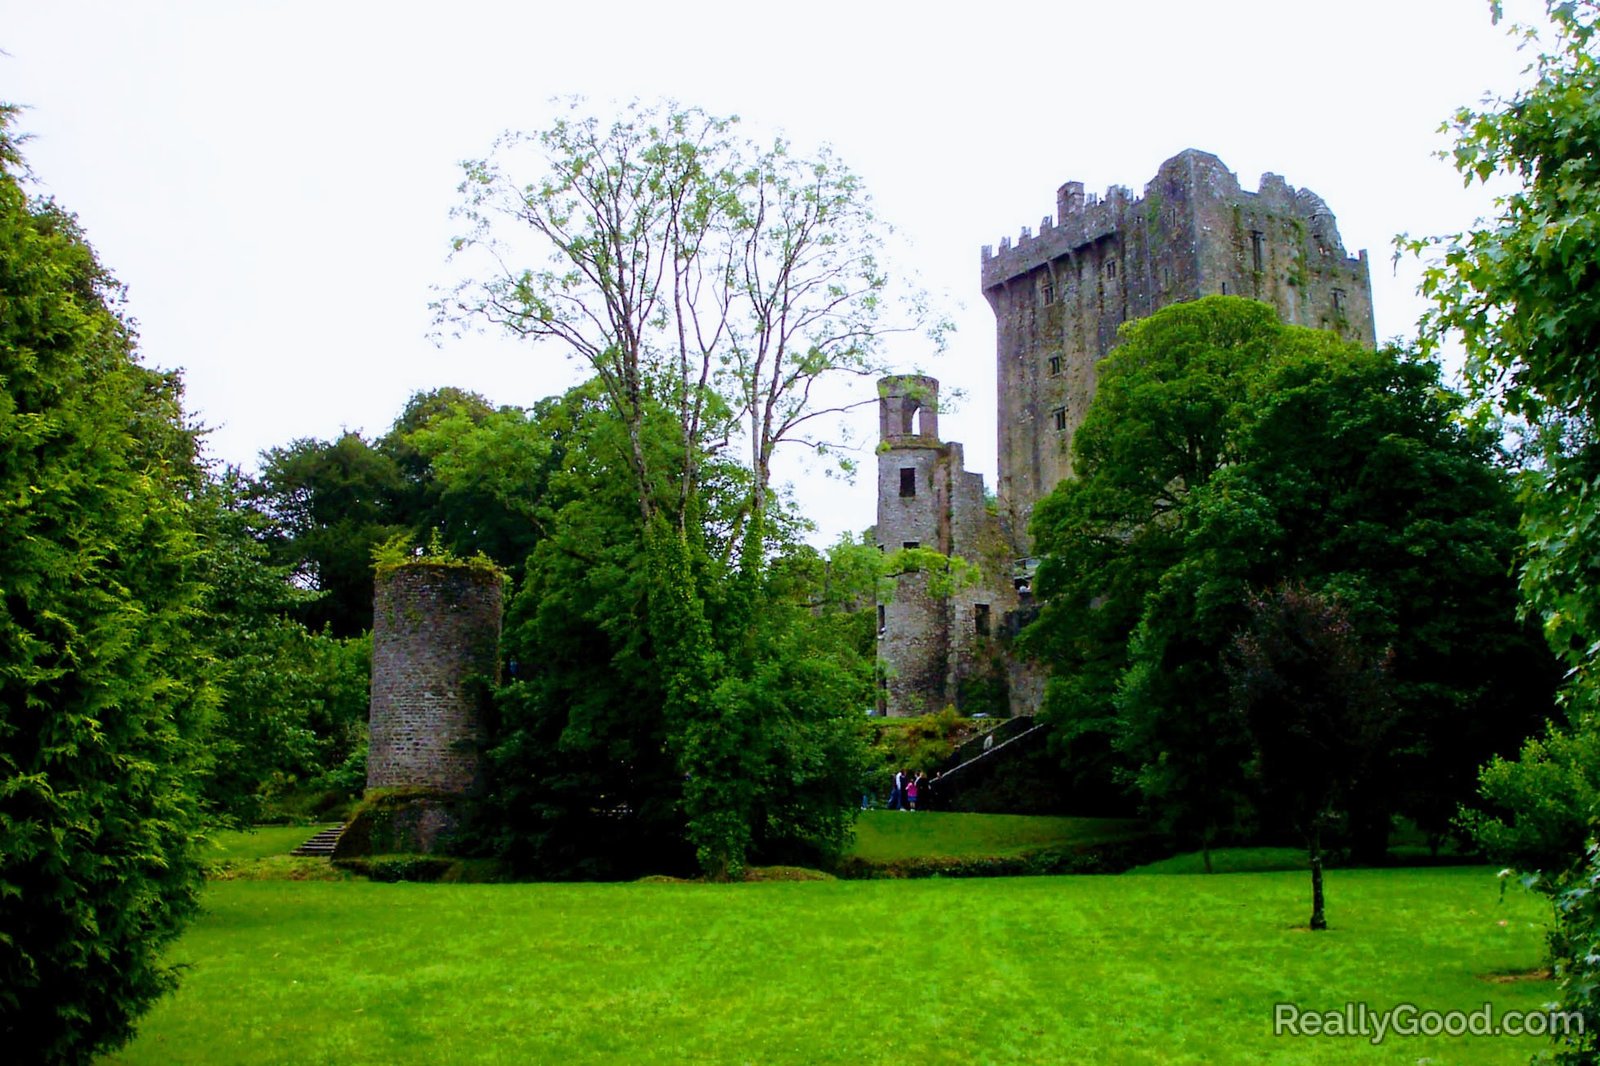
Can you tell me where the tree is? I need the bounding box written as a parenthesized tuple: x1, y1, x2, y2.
(247, 431, 408, 636)
(193, 472, 370, 823)
(1230, 584, 1392, 930)
(392, 392, 560, 576)
(439, 98, 934, 550)
(1409, 3, 1600, 1055)
(1025, 297, 1551, 863)
(482, 381, 871, 879)
(441, 99, 928, 877)
(1189, 342, 1552, 858)
(0, 107, 210, 1062)
(1023, 297, 1287, 817)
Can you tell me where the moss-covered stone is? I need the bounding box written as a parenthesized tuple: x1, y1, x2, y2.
(332, 788, 471, 858)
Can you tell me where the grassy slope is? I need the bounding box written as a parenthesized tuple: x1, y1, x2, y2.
(847, 810, 1148, 862)
(112, 867, 1555, 1064)
(204, 825, 331, 863)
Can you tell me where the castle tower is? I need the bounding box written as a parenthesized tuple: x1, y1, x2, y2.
(367, 562, 502, 794)
(876, 376, 949, 716)
(981, 150, 1376, 547)
(875, 376, 1027, 717)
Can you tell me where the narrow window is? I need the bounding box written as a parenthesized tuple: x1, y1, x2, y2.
(1104, 259, 1117, 280)
(975, 603, 991, 637)
(1052, 407, 1067, 432)
(1048, 355, 1062, 377)
(877, 604, 886, 636)
(1250, 230, 1265, 273)
(1332, 288, 1346, 314)
(1221, 281, 1229, 295)
(899, 467, 916, 497)
(1041, 278, 1055, 304)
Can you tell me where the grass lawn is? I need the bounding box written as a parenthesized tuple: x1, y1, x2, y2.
(204, 825, 331, 863)
(200, 824, 348, 883)
(847, 810, 1148, 862)
(111, 859, 1560, 1064)
(1129, 847, 1311, 875)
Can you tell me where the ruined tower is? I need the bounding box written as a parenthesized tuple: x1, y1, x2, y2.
(367, 562, 502, 793)
(875, 376, 1033, 717)
(981, 149, 1376, 545)
(353, 561, 502, 855)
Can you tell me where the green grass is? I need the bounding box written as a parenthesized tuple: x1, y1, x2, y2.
(1129, 847, 1312, 875)
(847, 810, 1147, 862)
(109, 866, 1559, 1064)
(204, 825, 330, 863)
(202, 825, 347, 882)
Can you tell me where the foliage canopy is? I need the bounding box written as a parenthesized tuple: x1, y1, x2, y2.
(1024, 296, 1551, 862)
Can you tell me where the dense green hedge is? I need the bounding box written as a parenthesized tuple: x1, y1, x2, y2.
(0, 109, 210, 1063)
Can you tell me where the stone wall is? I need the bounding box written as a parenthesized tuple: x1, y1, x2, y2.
(366, 562, 502, 794)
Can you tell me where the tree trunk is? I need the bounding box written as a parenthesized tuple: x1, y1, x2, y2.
(1308, 829, 1328, 931)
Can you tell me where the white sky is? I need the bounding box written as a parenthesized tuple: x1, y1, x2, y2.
(2, 0, 1545, 546)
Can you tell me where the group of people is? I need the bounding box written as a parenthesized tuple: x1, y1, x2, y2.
(885, 768, 933, 811)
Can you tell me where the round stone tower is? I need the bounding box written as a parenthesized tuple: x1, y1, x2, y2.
(367, 562, 502, 794)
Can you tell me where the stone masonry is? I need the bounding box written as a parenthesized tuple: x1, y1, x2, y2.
(874, 376, 1039, 717)
(875, 150, 1374, 718)
(982, 149, 1376, 546)
(367, 562, 502, 794)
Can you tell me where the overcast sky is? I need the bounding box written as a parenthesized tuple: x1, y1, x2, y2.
(3, 1, 1545, 545)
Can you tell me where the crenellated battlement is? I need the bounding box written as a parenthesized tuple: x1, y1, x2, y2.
(981, 149, 1376, 556)
(980, 149, 1365, 291)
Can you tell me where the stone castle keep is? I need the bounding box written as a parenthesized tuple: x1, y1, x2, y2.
(875, 149, 1376, 717)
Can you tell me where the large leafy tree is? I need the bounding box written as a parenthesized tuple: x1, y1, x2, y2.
(483, 382, 871, 879)
(1021, 297, 1317, 826)
(1231, 584, 1393, 930)
(0, 108, 211, 1062)
(1025, 297, 1550, 862)
(441, 100, 921, 876)
(248, 431, 408, 637)
(1409, 2, 1600, 1055)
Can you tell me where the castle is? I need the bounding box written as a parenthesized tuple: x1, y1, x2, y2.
(875, 149, 1377, 718)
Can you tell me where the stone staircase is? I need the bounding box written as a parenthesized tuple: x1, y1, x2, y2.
(938, 720, 1048, 784)
(945, 716, 1042, 771)
(290, 824, 347, 858)
(923, 719, 1052, 812)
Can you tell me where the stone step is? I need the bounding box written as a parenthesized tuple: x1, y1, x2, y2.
(290, 824, 347, 857)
